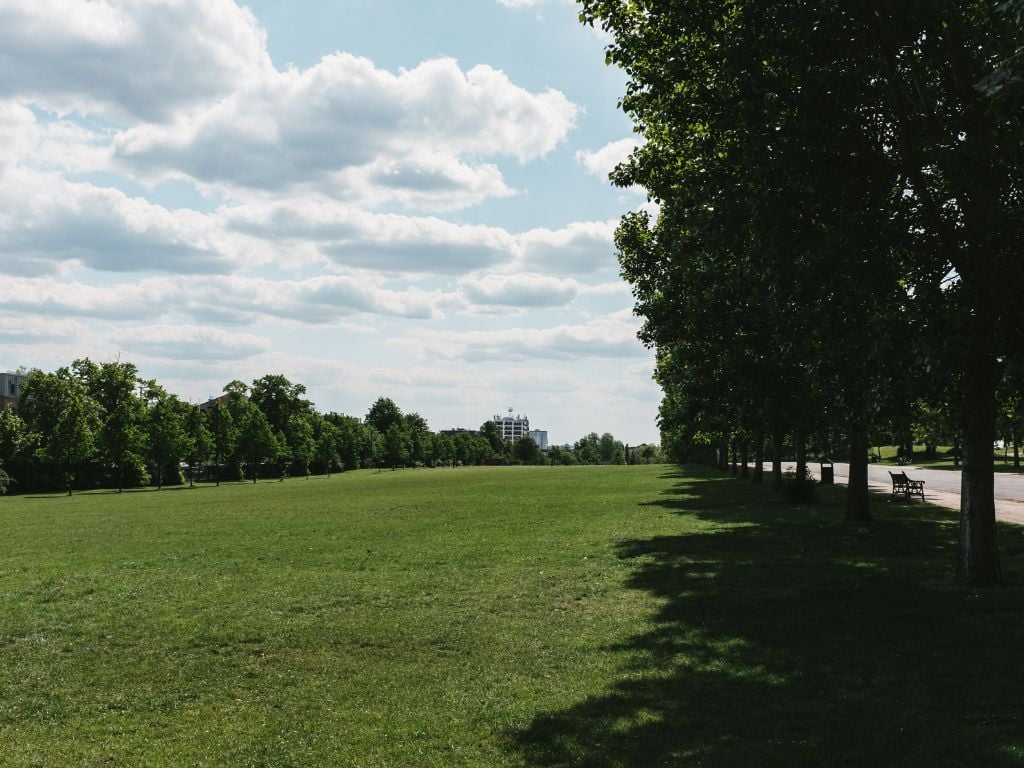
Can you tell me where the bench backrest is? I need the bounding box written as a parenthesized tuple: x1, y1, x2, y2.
(889, 471, 909, 482)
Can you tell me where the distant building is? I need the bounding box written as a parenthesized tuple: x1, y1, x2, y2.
(198, 393, 232, 411)
(528, 430, 549, 450)
(440, 427, 479, 438)
(493, 408, 530, 441)
(0, 370, 29, 412)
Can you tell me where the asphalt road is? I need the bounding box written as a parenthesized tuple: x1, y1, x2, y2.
(828, 462, 1024, 503)
(757, 461, 1024, 525)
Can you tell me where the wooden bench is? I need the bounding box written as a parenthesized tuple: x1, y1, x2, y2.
(889, 470, 925, 500)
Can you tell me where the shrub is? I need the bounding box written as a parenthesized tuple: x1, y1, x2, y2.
(782, 469, 817, 502)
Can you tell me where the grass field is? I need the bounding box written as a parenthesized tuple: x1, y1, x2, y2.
(2, 465, 1024, 766)
(873, 444, 1023, 473)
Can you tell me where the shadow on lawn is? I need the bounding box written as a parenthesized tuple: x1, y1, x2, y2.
(512, 466, 1024, 767)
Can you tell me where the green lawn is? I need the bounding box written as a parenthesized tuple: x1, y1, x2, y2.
(2, 466, 1023, 766)
(874, 444, 1023, 473)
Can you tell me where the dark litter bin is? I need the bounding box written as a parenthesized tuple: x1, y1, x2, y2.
(820, 458, 835, 485)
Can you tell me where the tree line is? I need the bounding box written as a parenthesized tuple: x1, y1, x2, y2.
(580, 0, 1024, 584)
(0, 360, 656, 495)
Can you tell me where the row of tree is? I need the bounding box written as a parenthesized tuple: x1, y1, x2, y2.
(581, 0, 1024, 584)
(0, 360, 653, 495)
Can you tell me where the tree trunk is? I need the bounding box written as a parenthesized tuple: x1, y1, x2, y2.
(795, 427, 807, 481)
(117, 463, 123, 494)
(753, 430, 764, 483)
(1014, 434, 1019, 470)
(846, 425, 872, 522)
(718, 442, 728, 471)
(958, 302, 1000, 585)
(730, 442, 738, 476)
(740, 443, 750, 479)
(771, 428, 783, 489)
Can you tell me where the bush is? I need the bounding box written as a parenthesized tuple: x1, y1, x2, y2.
(783, 469, 817, 502)
(0, 467, 10, 495)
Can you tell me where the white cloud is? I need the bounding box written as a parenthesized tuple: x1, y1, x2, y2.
(517, 220, 617, 274)
(113, 55, 577, 207)
(397, 311, 646, 363)
(576, 137, 642, 180)
(222, 199, 518, 275)
(0, 274, 447, 324)
(118, 323, 271, 360)
(0, 167, 246, 275)
(0, 315, 85, 345)
(459, 273, 579, 308)
(0, 0, 273, 122)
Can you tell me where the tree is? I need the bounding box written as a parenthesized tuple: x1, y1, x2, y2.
(74, 358, 149, 492)
(0, 406, 28, 492)
(432, 433, 455, 467)
(513, 435, 541, 464)
(479, 421, 505, 455)
(383, 423, 411, 468)
(313, 416, 340, 477)
(145, 384, 191, 490)
(19, 368, 99, 495)
(404, 412, 431, 465)
(0, 406, 28, 471)
(251, 374, 315, 475)
(286, 411, 316, 478)
(184, 404, 213, 487)
(206, 401, 236, 485)
(323, 412, 368, 470)
(581, 0, 1023, 570)
(250, 374, 311, 435)
(235, 400, 282, 483)
(366, 397, 404, 434)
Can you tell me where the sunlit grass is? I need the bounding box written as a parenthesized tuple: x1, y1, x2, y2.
(2, 465, 1022, 766)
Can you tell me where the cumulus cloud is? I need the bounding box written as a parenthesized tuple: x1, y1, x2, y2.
(114, 55, 576, 207)
(0, 0, 273, 122)
(118, 323, 271, 360)
(222, 199, 517, 275)
(576, 137, 642, 179)
(0, 274, 447, 324)
(0, 166, 250, 275)
(459, 273, 579, 308)
(400, 311, 646, 363)
(0, 315, 85, 345)
(517, 220, 617, 274)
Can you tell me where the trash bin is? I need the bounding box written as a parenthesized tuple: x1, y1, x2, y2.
(820, 458, 835, 485)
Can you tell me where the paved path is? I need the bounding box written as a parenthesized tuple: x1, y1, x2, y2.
(762, 462, 1024, 526)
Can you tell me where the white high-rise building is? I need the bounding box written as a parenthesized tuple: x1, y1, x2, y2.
(493, 408, 529, 441)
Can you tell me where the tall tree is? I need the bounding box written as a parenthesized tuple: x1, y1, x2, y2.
(184, 404, 213, 488)
(366, 397, 404, 434)
(19, 368, 99, 495)
(234, 400, 281, 483)
(206, 401, 236, 486)
(0, 405, 29, 491)
(74, 358, 149, 492)
(145, 384, 191, 490)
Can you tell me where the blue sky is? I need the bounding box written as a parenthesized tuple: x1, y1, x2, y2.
(0, 0, 661, 445)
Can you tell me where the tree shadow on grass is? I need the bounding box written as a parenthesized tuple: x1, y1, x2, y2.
(511, 466, 1024, 767)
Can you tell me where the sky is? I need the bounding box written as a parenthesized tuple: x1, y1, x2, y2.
(0, 0, 661, 446)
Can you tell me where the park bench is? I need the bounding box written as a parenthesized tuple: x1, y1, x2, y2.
(889, 470, 925, 500)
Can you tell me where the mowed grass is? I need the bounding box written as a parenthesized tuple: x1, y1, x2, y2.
(2, 465, 1024, 767)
